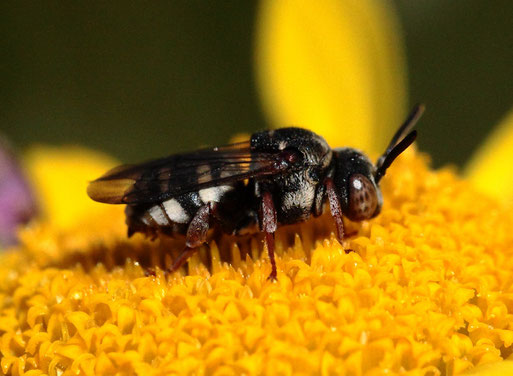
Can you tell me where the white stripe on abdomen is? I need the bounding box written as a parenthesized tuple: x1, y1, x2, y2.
(199, 185, 233, 203)
(162, 198, 190, 223)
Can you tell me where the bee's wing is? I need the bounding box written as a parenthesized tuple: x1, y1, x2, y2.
(87, 141, 282, 204)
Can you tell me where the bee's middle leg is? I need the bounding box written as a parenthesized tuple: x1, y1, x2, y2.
(167, 203, 212, 274)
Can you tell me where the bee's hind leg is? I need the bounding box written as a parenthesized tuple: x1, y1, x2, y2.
(259, 191, 278, 281)
(167, 203, 212, 275)
(167, 247, 198, 274)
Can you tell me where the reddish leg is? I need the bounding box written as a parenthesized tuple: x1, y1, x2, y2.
(260, 191, 278, 281)
(167, 204, 212, 275)
(325, 178, 345, 242)
(167, 247, 198, 273)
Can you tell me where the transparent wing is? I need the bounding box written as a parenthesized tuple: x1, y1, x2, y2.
(87, 141, 284, 204)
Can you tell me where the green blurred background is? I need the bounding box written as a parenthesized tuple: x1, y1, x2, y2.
(1, 1, 512, 168)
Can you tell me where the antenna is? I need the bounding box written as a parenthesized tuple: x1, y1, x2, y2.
(374, 104, 425, 183)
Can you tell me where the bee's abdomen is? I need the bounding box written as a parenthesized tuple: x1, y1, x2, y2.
(126, 186, 237, 237)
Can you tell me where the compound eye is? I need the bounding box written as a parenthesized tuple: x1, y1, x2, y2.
(348, 174, 379, 221)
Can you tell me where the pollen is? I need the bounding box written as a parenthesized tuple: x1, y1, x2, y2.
(1, 149, 513, 375)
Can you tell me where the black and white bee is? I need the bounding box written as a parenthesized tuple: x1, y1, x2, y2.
(87, 105, 424, 280)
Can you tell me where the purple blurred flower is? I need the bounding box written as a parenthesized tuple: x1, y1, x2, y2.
(0, 140, 37, 247)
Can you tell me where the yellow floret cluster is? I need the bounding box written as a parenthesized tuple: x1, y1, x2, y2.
(1, 150, 513, 375)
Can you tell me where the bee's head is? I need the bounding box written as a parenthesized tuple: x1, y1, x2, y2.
(332, 104, 424, 221)
(332, 148, 383, 221)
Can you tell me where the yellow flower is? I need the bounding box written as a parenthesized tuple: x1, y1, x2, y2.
(3, 146, 513, 375)
(2, 2, 513, 376)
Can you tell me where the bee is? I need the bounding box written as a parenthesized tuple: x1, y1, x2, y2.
(87, 105, 424, 280)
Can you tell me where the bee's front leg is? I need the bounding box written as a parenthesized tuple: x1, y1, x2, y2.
(325, 178, 345, 242)
(259, 191, 278, 281)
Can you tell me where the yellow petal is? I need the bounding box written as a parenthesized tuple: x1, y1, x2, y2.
(255, 0, 407, 151)
(23, 145, 118, 229)
(465, 108, 513, 202)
